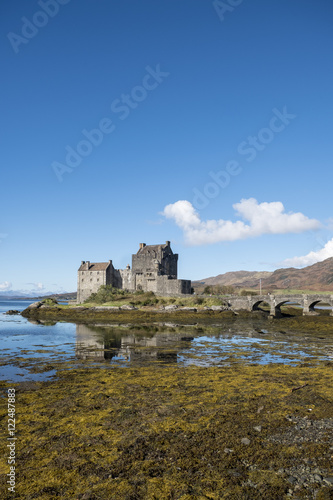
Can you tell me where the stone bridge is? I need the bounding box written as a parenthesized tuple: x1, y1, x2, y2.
(224, 294, 333, 317)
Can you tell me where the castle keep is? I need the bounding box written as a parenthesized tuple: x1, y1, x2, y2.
(77, 241, 191, 303)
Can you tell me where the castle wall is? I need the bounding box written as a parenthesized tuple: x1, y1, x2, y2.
(78, 270, 105, 303)
(160, 252, 178, 278)
(177, 279, 192, 295)
(132, 253, 160, 274)
(115, 268, 135, 291)
(77, 262, 113, 303)
(155, 276, 192, 296)
(112, 269, 122, 289)
(143, 277, 157, 293)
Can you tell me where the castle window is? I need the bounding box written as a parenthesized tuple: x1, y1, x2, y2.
(82, 279, 84, 282)
(90, 272, 92, 275)
(97, 278, 99, 282)
(90, 278, 92, 282)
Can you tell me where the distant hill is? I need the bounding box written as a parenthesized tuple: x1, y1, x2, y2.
(194, 257, 333, 292)
(194, 270, 272, 288)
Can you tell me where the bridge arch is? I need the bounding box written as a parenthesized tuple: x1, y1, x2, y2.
(274, 299, 303, 317)
(308, 298, 333, 315)
(309, 300, 323, 312)
(252, 300, 270, 313)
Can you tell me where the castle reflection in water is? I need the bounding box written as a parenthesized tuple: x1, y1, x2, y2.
(75, 323, 196, 364)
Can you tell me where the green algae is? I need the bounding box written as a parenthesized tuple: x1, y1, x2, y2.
(1, 362, 333, 499)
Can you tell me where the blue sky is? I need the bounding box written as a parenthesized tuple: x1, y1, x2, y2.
(1, 0, 333, 294)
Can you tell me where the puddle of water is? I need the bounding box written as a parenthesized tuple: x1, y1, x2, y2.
(0, 364, 57, 382)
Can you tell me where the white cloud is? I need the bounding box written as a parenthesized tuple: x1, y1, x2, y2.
(0, 281, 12, 291)
(162, 198, 321, 246)
(282, 237, 333, 267)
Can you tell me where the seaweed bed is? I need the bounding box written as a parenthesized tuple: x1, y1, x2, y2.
(1, 360, 333, 499)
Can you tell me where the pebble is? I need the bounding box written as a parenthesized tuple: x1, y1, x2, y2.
(253, 425, 262, 432)
(241, 438, 251, 445)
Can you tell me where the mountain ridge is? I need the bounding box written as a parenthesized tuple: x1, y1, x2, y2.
(193, 257, 333, 292)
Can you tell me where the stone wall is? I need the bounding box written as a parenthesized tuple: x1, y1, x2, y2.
(132, 253, 160, 274)
(77, 261, 113, 303)
(160, 246, 178, 278)
(155, 276, 191, 296)
(117, 268, 135, 291)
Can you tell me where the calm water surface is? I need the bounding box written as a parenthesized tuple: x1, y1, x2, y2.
(0, 300, 332, 383)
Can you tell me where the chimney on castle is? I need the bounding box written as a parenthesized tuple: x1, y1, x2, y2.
(139, 243, 146, 249)
(166, 241, 170, 246)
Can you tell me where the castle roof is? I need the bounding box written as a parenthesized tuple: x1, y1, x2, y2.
(78, 262, 111, 271)
(136, 242, 171, 254)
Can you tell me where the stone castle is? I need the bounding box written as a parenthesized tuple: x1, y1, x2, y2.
(77, 241, 192, 303)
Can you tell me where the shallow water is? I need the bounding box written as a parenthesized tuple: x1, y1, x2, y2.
(1, 300, 333, 382)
